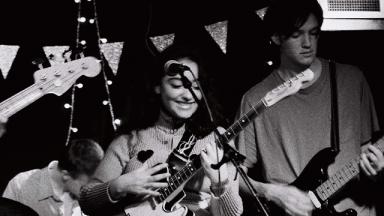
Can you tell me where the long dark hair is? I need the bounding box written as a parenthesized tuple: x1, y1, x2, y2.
(118, 44, 226, 138)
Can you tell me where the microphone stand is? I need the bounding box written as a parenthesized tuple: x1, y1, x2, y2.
(179, 72, 270, 216)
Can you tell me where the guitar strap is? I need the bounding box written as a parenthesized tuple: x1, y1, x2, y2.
(167, 128, 197, 164)
(329, 60, 340, 153)
(165, 129, 197, 216)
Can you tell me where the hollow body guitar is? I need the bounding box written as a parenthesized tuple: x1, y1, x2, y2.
(117, 70, 315, 216)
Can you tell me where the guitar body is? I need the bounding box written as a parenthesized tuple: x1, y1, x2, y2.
(292, 147, 337, 191)
(121, 194, 193, 216)
(117, 156, 196, 216)
(267, 147, 357, 216)
(163, 191, 187, 212)
(312, 207, 356, 216)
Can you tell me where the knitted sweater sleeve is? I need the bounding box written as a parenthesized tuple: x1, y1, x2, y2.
(209, 130, 243, 216)
(79, 134, 131, 215)
(209, 163, 243, 216)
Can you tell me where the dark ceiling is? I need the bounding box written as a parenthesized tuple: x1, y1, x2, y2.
(0, 0, 268, 44)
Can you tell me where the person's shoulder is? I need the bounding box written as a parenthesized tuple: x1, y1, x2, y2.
(325, 58, 364, 78)
(337, 61, 362, 72)
(6, 168, 45, 191)
(10, 169, 42, 183)
(336, 62, 367, 87)
(109, 130, 143, 150)
(320, 58, 366, 85)
(110, 133, 133, 147)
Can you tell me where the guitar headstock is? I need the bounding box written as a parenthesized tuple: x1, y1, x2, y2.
(263, 69, 314, 107)
(33, 56, 101, 96)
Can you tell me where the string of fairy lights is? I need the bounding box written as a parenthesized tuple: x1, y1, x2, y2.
(64, 0, 120, 146)
(61, 0, 230, 146)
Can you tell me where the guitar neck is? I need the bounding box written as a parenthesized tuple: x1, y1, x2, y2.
(315, 137, 384, 202)
(0, 83, 44, 119)
(155, 101, 268, 203)
(220, 99, 267, 143)
(155, 157, 201, 203)
(0, 57, 102, 120)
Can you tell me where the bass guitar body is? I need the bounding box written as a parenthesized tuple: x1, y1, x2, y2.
(267, 147, 357, 216)
(120, 193, 193, 216)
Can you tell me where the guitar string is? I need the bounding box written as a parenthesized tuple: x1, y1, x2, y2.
(317, 141, 384, 198)
(160, 161, 196, 200)
(314, 141, 384, 202)
(0, 84, 40, 115)
(0, 66, 85, 117)
(227, 69, 307, 139)
(317, 157, 360, 200)
(0, 61, 87, 108)
(220, 72, 306, 143)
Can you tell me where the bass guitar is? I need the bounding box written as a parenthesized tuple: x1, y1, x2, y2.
(0, 56, 101, 120)
(267, 136, 384, 216)
(118, 69, 315, 216)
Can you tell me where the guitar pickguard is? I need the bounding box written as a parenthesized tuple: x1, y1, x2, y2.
(163, 191, 186, 212)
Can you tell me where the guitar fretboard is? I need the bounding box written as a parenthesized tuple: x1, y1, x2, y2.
(155, 101, 268, 203)
(220, 100, 266, 144)
(0, 84, 44, 118)
(156, 159, 199, 203)
(315, 137, 384, 202)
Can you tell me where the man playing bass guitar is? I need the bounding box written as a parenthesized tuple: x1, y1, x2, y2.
(236, 0, 384, 215)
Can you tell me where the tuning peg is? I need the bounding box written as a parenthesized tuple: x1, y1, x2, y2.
(31, 58, 44, 69)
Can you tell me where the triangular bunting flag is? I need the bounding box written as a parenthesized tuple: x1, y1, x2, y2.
(256, 7, 268, 20)
(205, 20, 228, 54)
(100, 42, 124, 76)
(149, 33, 175, 53)
(43, 45, 70, 66)
(0, 45, 20, 79)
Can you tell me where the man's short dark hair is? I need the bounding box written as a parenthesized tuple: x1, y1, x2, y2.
(263, 0, 323, 38)
(58, 139, 104, 178)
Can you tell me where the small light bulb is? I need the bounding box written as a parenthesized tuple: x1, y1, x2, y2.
(71, 127, 78, 133)
(107, 80, 112, 85)
(267, 61, 273, 66)
(89, 19, 95, 24)
(76, 83, 83, 88)
(74, 0, 80, 3)
(64, 103, 71, 109)
(102, 100, 109, 105)
(100, 38, 108, 43)
(80, 40, 87, 45)
(78, 17, 86, 23)
(114, 119, 121, 126)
